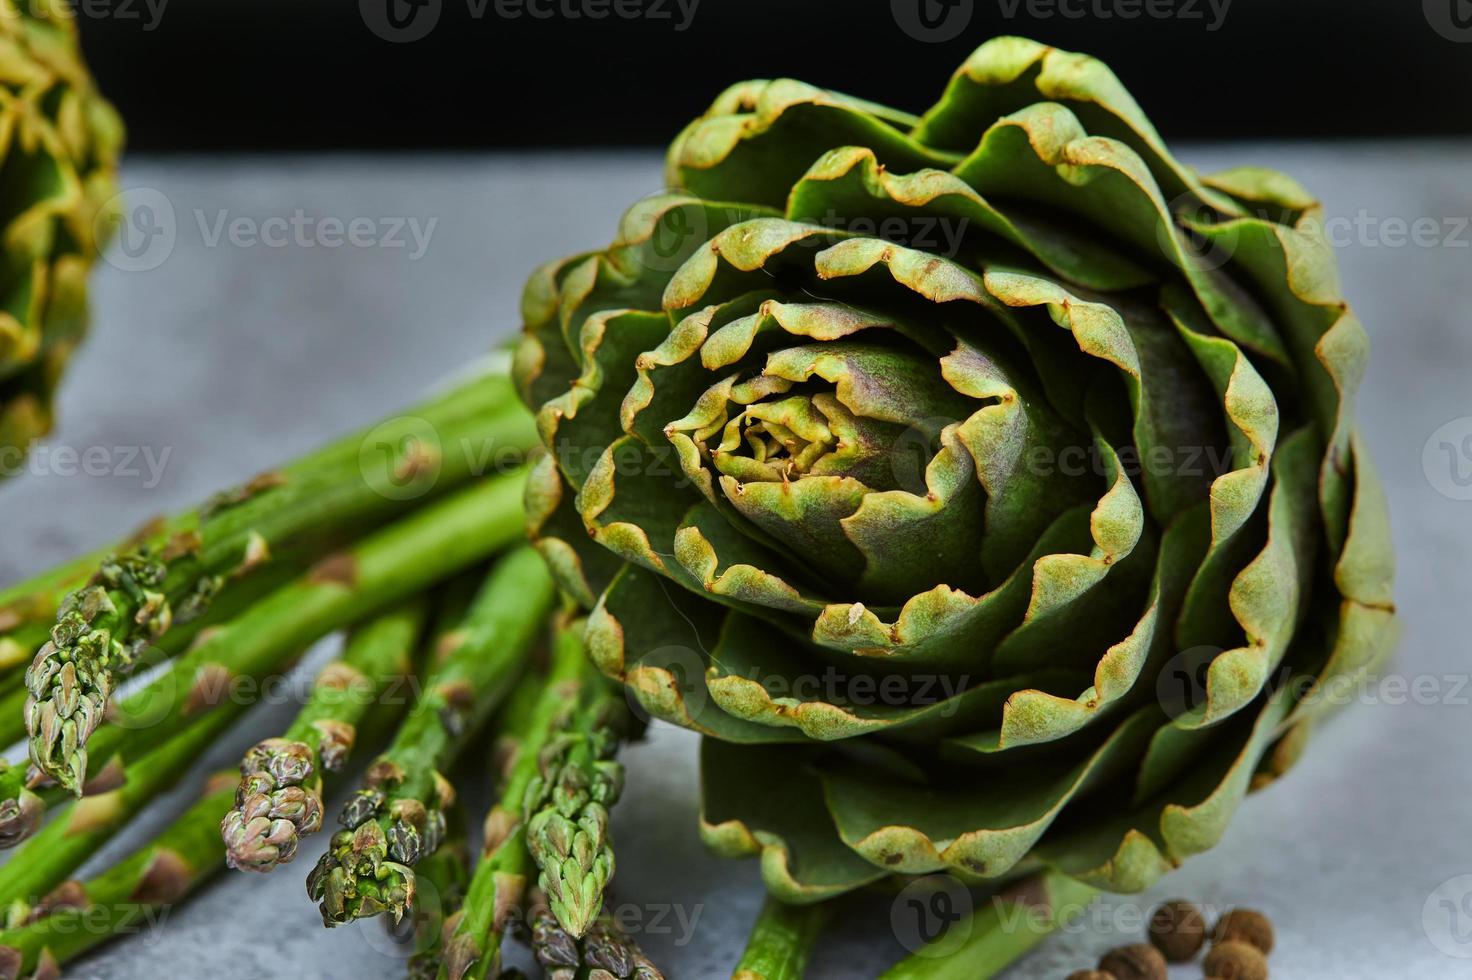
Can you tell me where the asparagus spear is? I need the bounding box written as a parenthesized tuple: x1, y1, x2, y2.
(524, 632, 632, 939)
(307, 547, 556, 927)
(0, 770, 239, 980)
(0, 699, 246, 909)
(0, 556, 304, 847)
(529, 890, 664, 980)
(0, 600, 429, 980)
(732, 898, 828, 980)
(877, 872, 1098, 980)
(406, 811, 472, 980)
(24, 372, 535, 794)
(220, 600, 427, 872)
(0, 467, 530, 847)
(436, 650, 564, 980)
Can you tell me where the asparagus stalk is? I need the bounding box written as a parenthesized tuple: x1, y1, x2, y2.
(0, 605, 428, 980)
(0, 700, 246, 909)
(0, 468, 530, 847)
(437, 627, 588, 980)
(524, 632, 632, 939)
(732, 898, 828, 980)
(220, 601, 427, 872)
(0, 557, 304, 848)
(307, 547, 555, 927)
(529, 891, 664, 980)
(0, 770, 239, 980)
(23, 372, 535, 794)
(406, 812, 472, 980)
(876, 872, 1098, 980)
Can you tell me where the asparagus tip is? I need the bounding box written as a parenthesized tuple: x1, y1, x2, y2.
(220, 739, 323, 872)
(0, 788, 44, 850)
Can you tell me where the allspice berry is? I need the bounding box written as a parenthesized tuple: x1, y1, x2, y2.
(1098, 942, 1168, 980)
(1204, 939, 1269, 980)
(1147, 899, 1207, 961)
(1214, 908, 1275, 955)
(1065, 972, 1116, 980)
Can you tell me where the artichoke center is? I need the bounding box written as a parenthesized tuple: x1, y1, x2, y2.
(710, 394, 840, 483)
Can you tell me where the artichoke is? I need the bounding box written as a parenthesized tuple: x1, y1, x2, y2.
(515, 36, 1397, 903)
(0, 0, 122, 473)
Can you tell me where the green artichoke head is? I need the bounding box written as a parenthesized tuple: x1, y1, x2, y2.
(515, 36, 1397, 902)
(0, 0, 123, 474)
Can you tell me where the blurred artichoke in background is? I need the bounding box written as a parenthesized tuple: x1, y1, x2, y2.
(0, 0, 122, 475)
(516, 36, 1397, 902)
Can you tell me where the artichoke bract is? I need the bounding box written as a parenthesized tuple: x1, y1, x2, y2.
(515, 36, 1397, 902)
(0, 0, 122, 473)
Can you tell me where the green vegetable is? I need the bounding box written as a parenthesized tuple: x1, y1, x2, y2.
(733, 897, 828, 980)
(878, 872, 1098, 979)
(0, 771, 236, 980)
(0, 698, 241, 908)
(24, 372, 535, 796)
(0, 0, 123, 477)
(515, 33, 1398, 940)
(1, 466, 530, 846)
(306, 547, 556, 927)
(221, 600, 428, 872)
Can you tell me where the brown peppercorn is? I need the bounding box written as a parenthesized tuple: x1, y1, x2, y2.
(1065, 972, 1116, 980)
(1147, 899, 1207, 961)
(1204, 940, 1269, 980)
(1214, 908, 1275, 954)
(1098, 942, 1167, 980)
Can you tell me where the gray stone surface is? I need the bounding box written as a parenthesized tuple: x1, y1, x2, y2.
(0, 144, 1468, 977)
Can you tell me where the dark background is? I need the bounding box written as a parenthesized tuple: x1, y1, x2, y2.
(79, 0, 1472, 153)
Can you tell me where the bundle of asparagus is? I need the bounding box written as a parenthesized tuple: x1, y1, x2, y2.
(0, 370, 668, 980)
(0, 366, 1091, 980)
